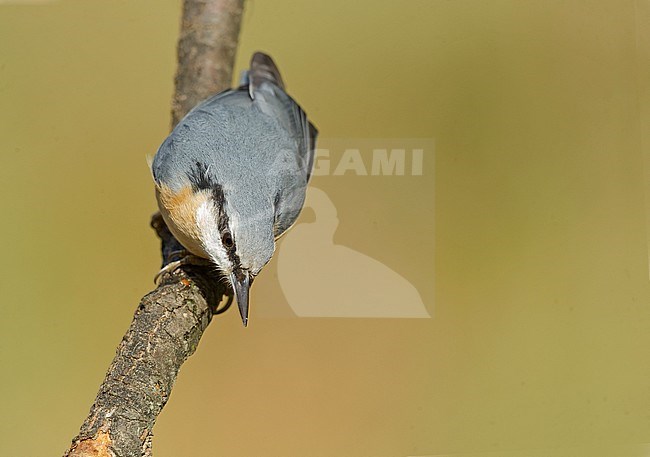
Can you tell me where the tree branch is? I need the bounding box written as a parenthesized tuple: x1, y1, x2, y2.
(64, 1, 245, 456)
(172, 0, 245, 128)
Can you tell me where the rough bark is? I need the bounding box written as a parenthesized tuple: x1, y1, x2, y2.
(64, 216, 227, 457)
(64, 1, 245, 456)
(172, 0, 245, 127)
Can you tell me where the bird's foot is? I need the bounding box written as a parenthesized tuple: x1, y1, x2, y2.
(154, 250, 212, 284)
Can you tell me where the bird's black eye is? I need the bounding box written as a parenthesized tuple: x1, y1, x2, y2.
(222, 231, 234, 248)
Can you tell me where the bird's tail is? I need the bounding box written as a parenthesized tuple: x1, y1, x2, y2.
(249, 52, 285, 92)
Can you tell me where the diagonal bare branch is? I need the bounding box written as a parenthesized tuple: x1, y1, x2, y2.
(64, 1, 245, 455)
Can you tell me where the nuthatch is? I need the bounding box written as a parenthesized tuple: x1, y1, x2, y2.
(152, 52, 317, 327)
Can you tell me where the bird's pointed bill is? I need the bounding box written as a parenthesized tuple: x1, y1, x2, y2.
(231, 270, 251, 327)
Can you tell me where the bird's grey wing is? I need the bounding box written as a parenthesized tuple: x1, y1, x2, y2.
(247, 53, 318, 238)
(271, 171, 309, 239)
(248, 52, 318, 181)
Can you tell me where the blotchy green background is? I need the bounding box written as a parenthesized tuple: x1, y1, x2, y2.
(1, 1, 650, 456)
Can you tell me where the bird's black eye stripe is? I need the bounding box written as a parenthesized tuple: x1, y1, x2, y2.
(188, 161, 216, 191)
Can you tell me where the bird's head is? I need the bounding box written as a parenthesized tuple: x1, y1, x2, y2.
(192, 181, 276, 327)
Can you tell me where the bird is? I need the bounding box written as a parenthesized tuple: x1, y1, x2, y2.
(151, 52, 317, 327)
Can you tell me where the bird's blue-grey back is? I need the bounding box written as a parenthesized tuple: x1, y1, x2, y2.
(152, 52, 317, 239)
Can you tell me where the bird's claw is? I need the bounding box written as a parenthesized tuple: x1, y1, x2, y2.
(154, 252, 212, 284)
